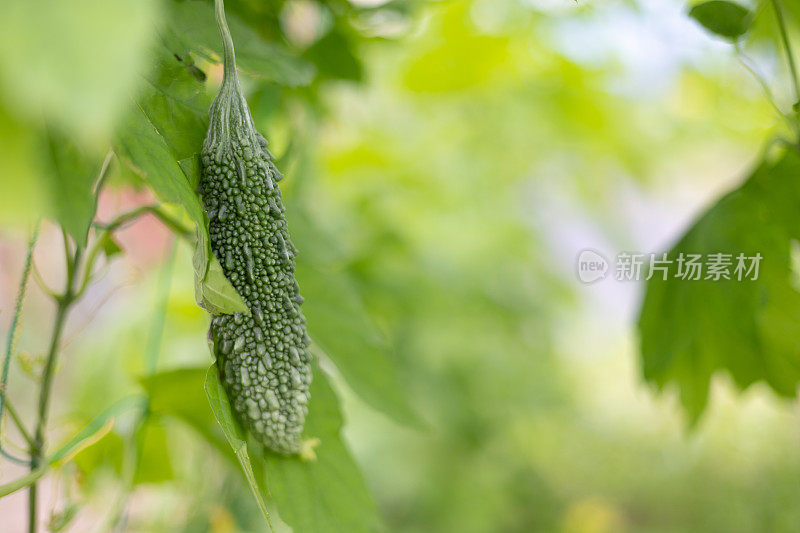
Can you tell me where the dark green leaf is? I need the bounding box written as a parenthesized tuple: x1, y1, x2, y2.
(135, 48, 210, 164)
(689, 0, 752, 40)
(143, 364, 379, 532)
(205, 366, 274, 530)
(140, 367, 229, 456)
(298, 263, 420, 427)
(168, 1, 315, 87)
(259, 367, 382, 533)
(639, 148, 800, 421)
(303, 27, 364, 82)
(113, 100, 205, 226)
(114, 49, 246, 314)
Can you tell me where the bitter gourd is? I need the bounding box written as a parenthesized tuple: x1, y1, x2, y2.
(199, 0, 312, 455)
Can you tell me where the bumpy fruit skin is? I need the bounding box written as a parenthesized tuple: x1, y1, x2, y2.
(199, 13, 311, 455)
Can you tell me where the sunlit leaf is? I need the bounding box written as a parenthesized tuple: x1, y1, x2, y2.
(0, 396, 145, 497)
(195, 254, 250, 315)
(72, 430, 124, 477)
(402, 2, 510, 92)
(133, 421, 175, 484)
(99, 233, 123, 259)
(0, 106, 46, 227)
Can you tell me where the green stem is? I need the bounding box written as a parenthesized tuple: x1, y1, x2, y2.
(92, 204, 193, 239)
(0, 223, 38, 466)
(28, 238, 81, 533)
(6, 400, 34, 449)
(214, 0, 237, 82)
(770, 0, 800, 105)
(94, 151, 114, 196)
(76, 205, 192, 301)
(31, 259, 59, 299)
(145, 238, 178, 374)
(734, 42, 800, 137)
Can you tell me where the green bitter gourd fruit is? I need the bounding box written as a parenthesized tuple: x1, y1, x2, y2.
(199, 0, 312, 455)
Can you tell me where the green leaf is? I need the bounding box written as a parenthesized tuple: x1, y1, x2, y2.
(303, 27, 363, 82)
(689, 0, 752, 40)
(135, 47, 211, 165)
(195, 253, 250, 315)
(142, 364, 380, 532)
(0, 396, 145, 497)
(47, 503, 80, 532)
(168, 1, 315, 87)
(298, 263, 420, 427)
(133, 421, 175, 484)
(259, 367, 382, 533)
(50, 396, 146, 465)
(72, 430, 124, 476)
(113, 101, 206, 227)
(114, 50, 246, 315)
(140, 368, 229, 455)
(0, 0, 159, 143)
(205, 366, 274, 530)
(0, 107, 44, 228)
(639, 148, 800, 421)
(41, 126, 103, 248)
(99, 232, 123, 259)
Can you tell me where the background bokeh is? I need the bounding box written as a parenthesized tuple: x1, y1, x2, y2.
(2, 0, 800, 531)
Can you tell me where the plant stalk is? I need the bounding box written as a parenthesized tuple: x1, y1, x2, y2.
(28, 243, 81, 533)
(770, 0, 800, 105)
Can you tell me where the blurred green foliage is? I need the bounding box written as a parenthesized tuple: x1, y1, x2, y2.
(2, 0, 800, 532)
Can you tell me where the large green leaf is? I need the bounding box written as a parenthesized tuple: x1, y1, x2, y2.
(132, 421, 175, 484)
(638, 148, 800, 421)
(133, 47, 210, 167)
(205, 366, 274, 530)
(303, 26, 363, 82)
(0, 0, 158, 143)
(114, 51, 247, 315)
(143, 365, 380, 532)
(168, 0, 315, 87)
(140, 367, 229, 456)
(298, 262, 421, 427)
(689, 0, 752, 40)
(259, 367, 382, 533)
